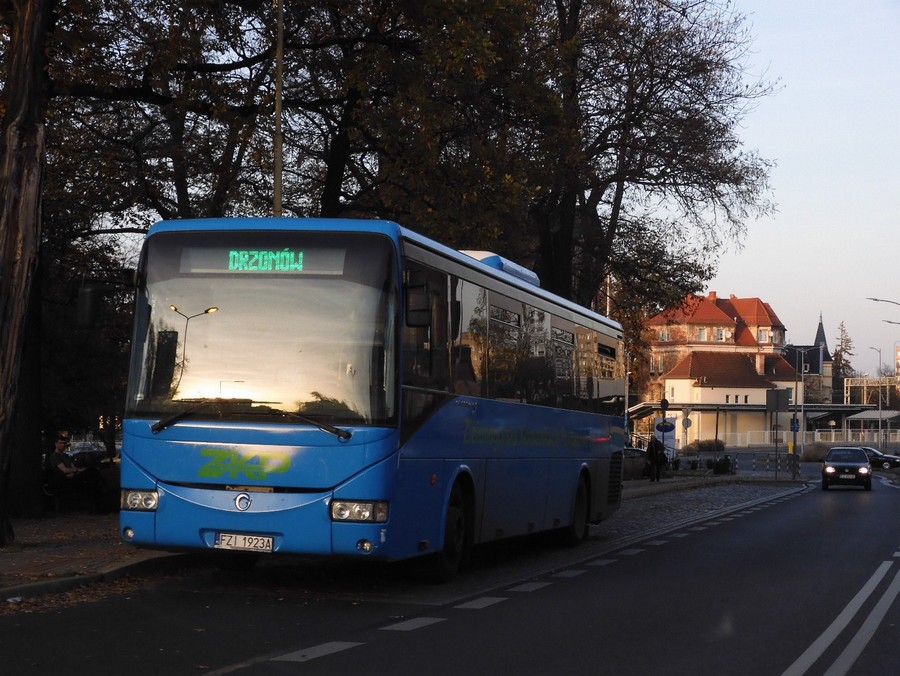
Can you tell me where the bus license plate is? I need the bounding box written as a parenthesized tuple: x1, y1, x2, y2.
(215, 532, 273, 553)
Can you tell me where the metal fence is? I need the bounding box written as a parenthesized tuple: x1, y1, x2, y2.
(678, 451, 802, 476)
(708, 429, 900, 449)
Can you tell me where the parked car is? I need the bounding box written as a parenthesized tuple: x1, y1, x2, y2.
(859, 446, 900, 470)
(67, 440, 108, 466)
(821, 447, 872, 491)
(622, 447, 649, 480)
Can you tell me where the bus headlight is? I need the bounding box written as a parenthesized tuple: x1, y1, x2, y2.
(121, 489, 159, 511)
(331, 500, 388, 523)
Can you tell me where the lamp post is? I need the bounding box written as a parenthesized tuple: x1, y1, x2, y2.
(791, 345, 821, 462)
(624, 370, 631, 446)
(870, 346, 882, 449)
(170, 305, 218, 388)
(273, 0, 284, 216)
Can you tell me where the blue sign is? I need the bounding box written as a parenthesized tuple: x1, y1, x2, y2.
(656, 421, 675, 433)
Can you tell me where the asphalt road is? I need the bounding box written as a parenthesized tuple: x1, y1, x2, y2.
(2, 476, 898, 675)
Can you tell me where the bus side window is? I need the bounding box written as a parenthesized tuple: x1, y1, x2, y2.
(401, 264, 450, 391)
(405, 270, 431, 328)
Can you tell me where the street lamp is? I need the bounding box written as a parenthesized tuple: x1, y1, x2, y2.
(870, 346, 882, 449)
(170, 305, 218, 388)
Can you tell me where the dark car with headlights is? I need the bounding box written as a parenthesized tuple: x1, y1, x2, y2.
(859, 446, 900, 470)
(822, 447, 872, 491)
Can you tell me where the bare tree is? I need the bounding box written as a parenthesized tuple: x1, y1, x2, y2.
(831, 321, 855, 402)
(528, 0, 774, 307)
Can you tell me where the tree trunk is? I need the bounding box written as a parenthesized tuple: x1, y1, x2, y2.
(0, 0, 53, 546)
(533, 194, 576, 300)
(10, 276, 44, 518)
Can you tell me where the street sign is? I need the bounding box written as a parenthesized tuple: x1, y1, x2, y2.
(656, 420, 675, 433)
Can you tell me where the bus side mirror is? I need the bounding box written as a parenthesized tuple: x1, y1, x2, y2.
(405, 271, 431, 327)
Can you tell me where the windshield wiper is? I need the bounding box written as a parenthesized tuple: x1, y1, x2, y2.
(151, 398, 353, 441)
(151, 398, 265, 434)
(282, 410, 352, 441)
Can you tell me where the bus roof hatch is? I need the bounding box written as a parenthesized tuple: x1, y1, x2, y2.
(459, 250, 541, 287)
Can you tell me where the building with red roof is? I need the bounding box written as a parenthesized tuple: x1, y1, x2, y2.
(633, 292, 824, 449)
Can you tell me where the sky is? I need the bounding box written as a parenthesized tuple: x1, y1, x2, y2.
(706, 1, 900, 378)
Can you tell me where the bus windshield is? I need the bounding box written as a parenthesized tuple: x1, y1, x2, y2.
(127, 230, 398, 427)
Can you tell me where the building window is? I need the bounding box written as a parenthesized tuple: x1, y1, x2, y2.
(659, 328, 670, 342)
(717, 328, 725, 341)
(758, 328, 769, 343)
(697, 327, 707, 341)
(744, 395, 749, 403)
(725, 395, 730, 403)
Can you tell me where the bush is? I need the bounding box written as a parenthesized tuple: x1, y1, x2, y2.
(801, 443, 829, 462)
(683, 439, 725, 456)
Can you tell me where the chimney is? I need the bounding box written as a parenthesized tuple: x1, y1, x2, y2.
(708, 291, 717, 301)
(755, 353, 765, 375)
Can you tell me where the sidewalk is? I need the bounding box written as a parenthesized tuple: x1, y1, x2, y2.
(1, 511, 191, 602)
(1, 471, 810, 603)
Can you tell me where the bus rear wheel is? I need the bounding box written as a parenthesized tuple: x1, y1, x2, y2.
(558, 475, 589, 547)
(429, 481, 471, 583)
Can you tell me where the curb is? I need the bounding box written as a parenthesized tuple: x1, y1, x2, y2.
(3, 552, 203, 603)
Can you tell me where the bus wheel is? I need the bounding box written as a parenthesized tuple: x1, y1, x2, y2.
(559, 475, 589, 547)
(430, 482, 470, 583)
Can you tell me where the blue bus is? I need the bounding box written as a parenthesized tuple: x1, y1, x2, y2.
(119, 217, 625, 579)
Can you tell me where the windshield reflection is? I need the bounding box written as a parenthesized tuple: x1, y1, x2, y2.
(127, 231, 397, 426)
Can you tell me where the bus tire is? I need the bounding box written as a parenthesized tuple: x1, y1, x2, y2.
(558, 474, 589, 547)
(429, 481, 471, 583)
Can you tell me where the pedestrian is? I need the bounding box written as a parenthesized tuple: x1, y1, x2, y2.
(46, 433, 112, 510)
(46, 434, 82, 486)
(648, 437, 665, 482)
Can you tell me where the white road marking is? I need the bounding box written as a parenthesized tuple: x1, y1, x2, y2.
(553, 569, 587, 578)
(455, 596, 507, 609)
(509, 581, 553, 591)
(781, 561, 893, 676)
(824, 567, 900, 676)
(380, 617, 446, 631)
(273, 641, 364, 662)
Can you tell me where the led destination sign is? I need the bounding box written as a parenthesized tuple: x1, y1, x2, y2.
(229, 249, 304, 272)
(180, 246, 346, 275)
